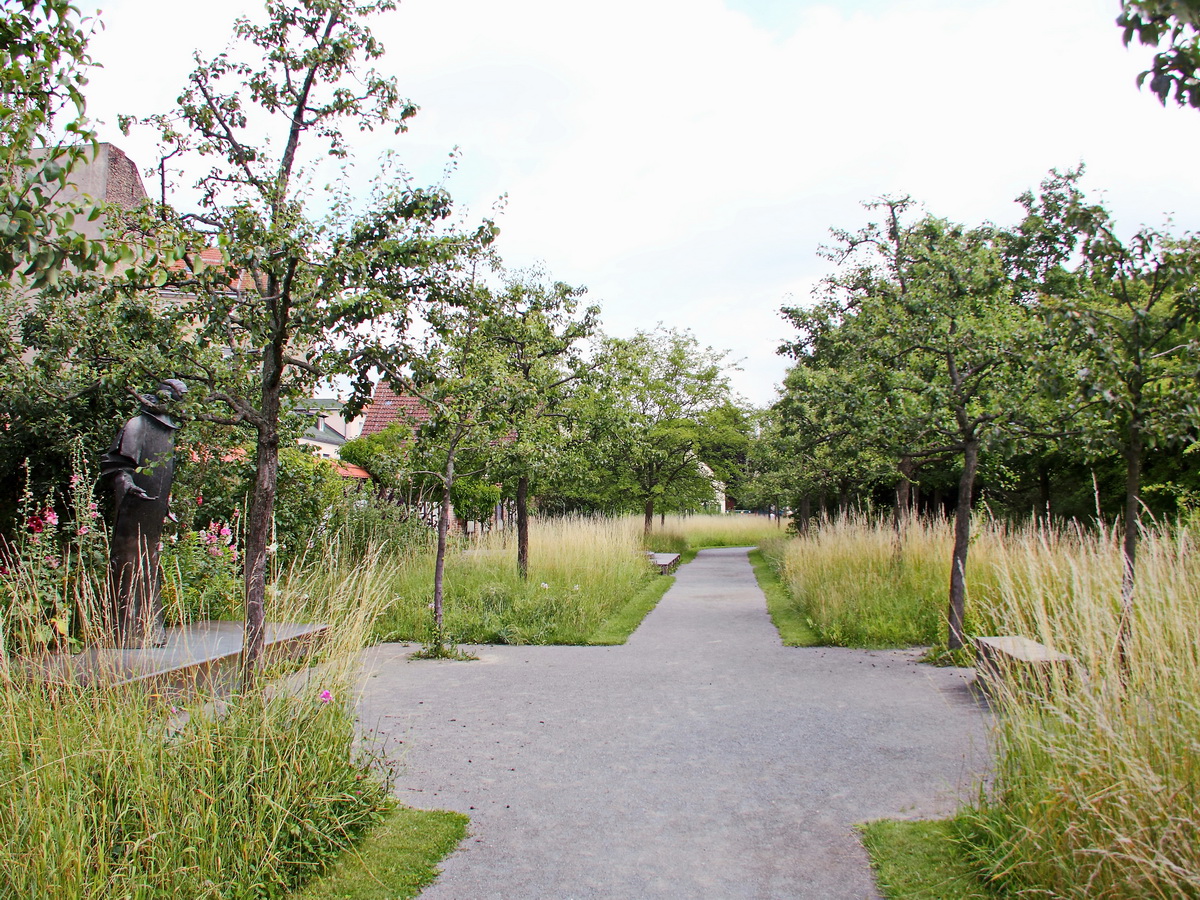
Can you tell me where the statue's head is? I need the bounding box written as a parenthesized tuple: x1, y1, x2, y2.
(139, 379, 187, 428)
(156, 380, 187, 402)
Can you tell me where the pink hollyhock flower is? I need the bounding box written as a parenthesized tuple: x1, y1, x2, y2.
(77, 525, 89, 536)
(196, 494, 203, 506)
(208, 547, 223, 557)
(28, 516, 43, 534)
(219, 526, 231, 538)
(43, 509, 57, 526)
(69, 474, 82, 487)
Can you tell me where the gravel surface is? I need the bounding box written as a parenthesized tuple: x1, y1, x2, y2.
(355, 546, 992, 899)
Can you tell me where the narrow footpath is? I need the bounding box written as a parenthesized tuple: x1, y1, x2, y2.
(355, 547, 991, 900)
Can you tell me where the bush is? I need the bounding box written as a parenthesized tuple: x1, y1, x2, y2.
(160, 519, 242, 623)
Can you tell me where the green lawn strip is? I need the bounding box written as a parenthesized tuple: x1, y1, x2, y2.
(860, 818, 1000, 900)
(588, 572, 676, 644)
(748, 547, 820, 647)
(294, 804, 468, 900)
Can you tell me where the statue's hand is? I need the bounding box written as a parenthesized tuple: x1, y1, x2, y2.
(128, 485, 157, 502)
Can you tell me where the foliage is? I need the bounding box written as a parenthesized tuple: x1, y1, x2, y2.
(0, 0, 110, 287)
(578, 327, 735, 532)
(339, 421, 416, 490)
(0, 283, 183, 531)
(449, 475, 501, 524)
(1119, 0, 1200, 108)
(1011, 168, 1200, 665)
(159, 519, 241, 623)
(781, 197, 1040, 647)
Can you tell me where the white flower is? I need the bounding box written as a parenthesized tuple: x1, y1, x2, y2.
(540, 582, 550, 589)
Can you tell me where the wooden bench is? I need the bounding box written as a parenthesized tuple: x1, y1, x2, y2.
(646, 552, 681, 575)
(974, 635, 1078, 697)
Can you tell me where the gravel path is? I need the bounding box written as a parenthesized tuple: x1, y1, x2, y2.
(355, 546, 992, 899)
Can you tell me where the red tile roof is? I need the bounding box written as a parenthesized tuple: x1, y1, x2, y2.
(360, 382, 431, 436)
(331, 461, 370, 480)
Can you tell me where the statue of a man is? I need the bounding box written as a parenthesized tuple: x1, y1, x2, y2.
(101, 380, 187, 647)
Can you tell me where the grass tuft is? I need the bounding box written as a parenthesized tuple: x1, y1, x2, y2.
(861, 818, 999, 900)
(294, 805, 468, 900)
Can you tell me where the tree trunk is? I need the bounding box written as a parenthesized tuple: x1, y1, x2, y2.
(433, 453, 455, 636)
(660, 510, 665, 528)
(241, 349, 283, 688)
(1117, 428, 1142, 674)
(893, 456, 916, 565)
(516, 473, 530, 581)
(947, 439, 980, 651)
(643, 498, 654, 536)
(797, 496, 811, 534)
(1038, 461, 1052, 523)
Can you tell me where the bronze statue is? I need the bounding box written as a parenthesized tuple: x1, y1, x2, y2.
(101, 380, 186, 647)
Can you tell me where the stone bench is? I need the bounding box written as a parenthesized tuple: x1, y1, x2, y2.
(974, 635, 1079, 698)
(646, 552, 681, 575)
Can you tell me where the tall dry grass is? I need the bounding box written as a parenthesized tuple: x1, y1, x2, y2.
(366, 515, 654, 645)
(965, 520, 1200, 899)
(0, 542, 398, 898)
(762, 514, 964, 647)
(643, 513, 783, 553)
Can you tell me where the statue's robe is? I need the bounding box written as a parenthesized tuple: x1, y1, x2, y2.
(101, 410, 179, 647)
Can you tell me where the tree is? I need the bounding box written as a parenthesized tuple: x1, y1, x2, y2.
(0, 0, 111, 287)
(382, 280, 529, 652)
(1017, 172, 1200, 666)
(592, 328, 734, 535)
(1119, 1, 1200, 108)
(785, 199, 1040, 650)
(131, 0, 489, 683)
(475, 268, 597, 579)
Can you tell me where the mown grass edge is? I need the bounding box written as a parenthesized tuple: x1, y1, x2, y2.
(294, 804, 468, 900)
(860, 817, 1000, 900)
(587, 571, 676, 645)
(748, 547, 820, 647)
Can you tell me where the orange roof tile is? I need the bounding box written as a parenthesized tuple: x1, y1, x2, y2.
(360, 382, 431, 436)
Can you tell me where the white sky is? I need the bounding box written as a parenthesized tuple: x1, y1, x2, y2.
(77, 0, 1200, 406)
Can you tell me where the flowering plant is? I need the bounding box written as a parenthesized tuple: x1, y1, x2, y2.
(160, 519, 242, 623)
(0, 448, 107, 656)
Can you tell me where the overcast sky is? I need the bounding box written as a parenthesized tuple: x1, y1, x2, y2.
(77, 0, 1200, 406)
